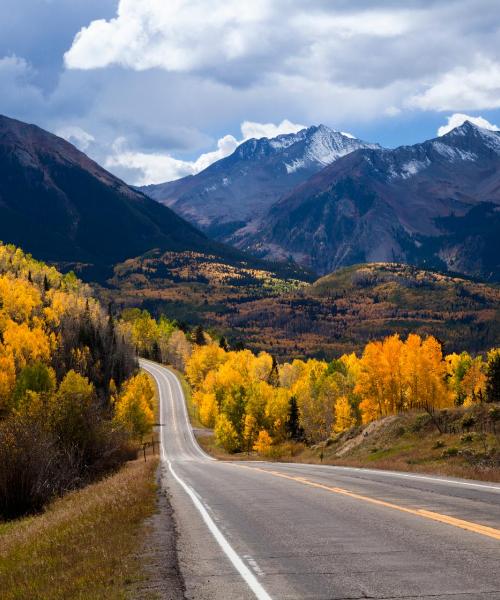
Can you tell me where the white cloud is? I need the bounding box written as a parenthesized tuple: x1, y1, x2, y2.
(437, 113, 500, 137)
(56, 125, 95, 150)
(240, 119, 305, 140)
(63, 0, 418, 87)
(64, 0, 273, 73)
(410, 57, 500, 111)
(106, 118, 306, 185)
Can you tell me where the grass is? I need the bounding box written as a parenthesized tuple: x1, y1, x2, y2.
(0, 457, 159, 600)
(194, 412, 500, 483)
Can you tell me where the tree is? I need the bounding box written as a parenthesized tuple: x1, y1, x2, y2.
(243, 414, 258, 454)
(49, 370, 95, 449)
(114, 372, 155, 441)
(486, 350, 500, 403)
(214, 414, 239, 453)
(193, 325, 206, 346)
(285, 395, 303, 441)
(268, 355, 280, 387)
(13, 362, 56, 406)
(253, 430, 272, 456)
(333, 396, 355, 433)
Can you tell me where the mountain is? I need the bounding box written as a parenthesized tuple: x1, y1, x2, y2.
(236, 121, 500, 281)
(0, 114, 250, 280)
(140, 125, 379, 240)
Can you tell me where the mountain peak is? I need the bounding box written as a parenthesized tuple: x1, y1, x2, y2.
(439, 119, 500, 155)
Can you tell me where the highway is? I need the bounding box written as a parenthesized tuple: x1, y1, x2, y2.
(141, 359, 500, 600)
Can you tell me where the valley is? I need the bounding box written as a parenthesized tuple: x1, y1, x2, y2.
(101, 257, 500, 359)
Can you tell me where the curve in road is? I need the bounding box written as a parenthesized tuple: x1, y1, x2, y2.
(141, 359, 500, 600)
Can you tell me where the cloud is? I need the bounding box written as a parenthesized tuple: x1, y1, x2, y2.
(240, 119, 305, 140)
(56, 125, 95, 150)
(0, 55, 45, 120)
(64, 0, 275, 74)
(106, 119, 306, 185)
(64, 0, 420, 88)
(437, 113, 500, 136)
(410, 57, 500, 111)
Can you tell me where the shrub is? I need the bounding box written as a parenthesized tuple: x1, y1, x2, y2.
(442, 447, 459, 458)
(0, 413, 67, 519)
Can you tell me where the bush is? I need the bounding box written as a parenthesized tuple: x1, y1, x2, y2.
(433, 440, 445, 449)
(0, 413, 67, 519)
(442, 447, 459, 458)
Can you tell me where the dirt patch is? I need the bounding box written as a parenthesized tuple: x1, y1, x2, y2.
(335, 416, 399, 457)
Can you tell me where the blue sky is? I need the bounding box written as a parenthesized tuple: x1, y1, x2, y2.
(2, 0, 500, 184)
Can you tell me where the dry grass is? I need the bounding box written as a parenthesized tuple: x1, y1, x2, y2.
(195, 415, 500, 483)
(0, 457, 159, 600)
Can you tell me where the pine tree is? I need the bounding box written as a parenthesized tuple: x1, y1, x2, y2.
(219, 336, 229, 351)
(268, 355, 280, 387)
(194, 324, 206, 346)
(286, 395, 304, 441)
(486, 352, 500, 403)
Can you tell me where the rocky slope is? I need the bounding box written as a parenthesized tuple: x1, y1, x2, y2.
(0, 115, 252, 280)
(238, 121, 500, 280)
(140, 125, 379, 240)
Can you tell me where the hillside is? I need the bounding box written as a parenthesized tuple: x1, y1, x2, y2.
(104, 261, 500, 359)
(0, 115, 246, 280)
(141, 125, 378, 240)
(238, 121, 500, 281)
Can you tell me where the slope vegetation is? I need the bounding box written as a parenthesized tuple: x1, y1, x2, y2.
(0, 115, 246, 280)
(105, 261, 500, 359)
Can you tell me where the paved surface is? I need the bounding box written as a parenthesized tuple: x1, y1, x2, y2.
(141, 359, 500, 600)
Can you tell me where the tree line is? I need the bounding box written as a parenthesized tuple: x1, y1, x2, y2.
(123, 305, 499, 456)
(0, 243, 156, 519)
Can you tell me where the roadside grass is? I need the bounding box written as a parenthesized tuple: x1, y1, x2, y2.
(0, 457, 159, 600)
(194, 414, 500, 483)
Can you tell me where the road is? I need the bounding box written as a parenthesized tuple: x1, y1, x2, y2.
(141, 359, 500, 600)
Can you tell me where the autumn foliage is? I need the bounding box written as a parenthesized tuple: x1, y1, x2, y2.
(184, 334, 499, 453)
(0, 244, 143, 519)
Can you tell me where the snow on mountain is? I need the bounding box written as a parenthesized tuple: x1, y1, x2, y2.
(140, 125, 379, 240)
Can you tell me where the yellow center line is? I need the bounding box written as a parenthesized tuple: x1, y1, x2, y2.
(234, 464, 500, 541)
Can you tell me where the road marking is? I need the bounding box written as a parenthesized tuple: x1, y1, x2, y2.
(144, 360, 272, 600)
(164, 456, 273, 600)
(238, 466, 500, 541)
(308, 465, 500, 492)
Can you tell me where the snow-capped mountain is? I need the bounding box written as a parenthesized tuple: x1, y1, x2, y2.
(237, 121, 500, 280)
(140, 125, 379, 240)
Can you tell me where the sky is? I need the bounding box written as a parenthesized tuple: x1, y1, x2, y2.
(2, 0, 500, 185)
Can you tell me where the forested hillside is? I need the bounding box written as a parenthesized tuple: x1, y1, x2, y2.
(120, 309, 500, 459)
(0, 243, 155, 519)
(105, 261, 500, 360)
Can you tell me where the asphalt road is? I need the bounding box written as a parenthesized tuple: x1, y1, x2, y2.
(141, 359, 500, 600)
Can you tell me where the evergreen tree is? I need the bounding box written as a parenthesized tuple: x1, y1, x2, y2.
(286, 395, 304, 441)
(268, 355, 280, 387)
(219, 336, 229, 351)
(486, 352, 500, 403)
(194, 324, 206, 346)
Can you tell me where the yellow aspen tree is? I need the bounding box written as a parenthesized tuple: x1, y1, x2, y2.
(253, 430, 273, 456)
(214, 413, 239, 453)
(333, 396, 356, 433)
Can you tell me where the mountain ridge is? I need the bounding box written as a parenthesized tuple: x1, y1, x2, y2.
(234, 121, 500, 280)
(140, 125, 379, 240)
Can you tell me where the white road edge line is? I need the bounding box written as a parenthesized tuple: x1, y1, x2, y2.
(284, 464, 500, 492)
(165, 453, 272, 600)
(144, 359, 272, 600)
